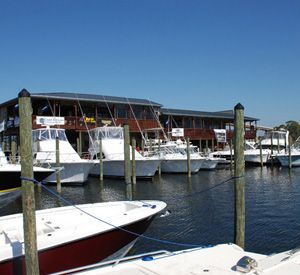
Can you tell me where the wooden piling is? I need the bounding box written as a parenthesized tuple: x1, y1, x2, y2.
(132, 137, 136, 184)
(229, 139, 233, 169)
(56, 137, 61, 193)
(270, 132, 274, 166)
(11, 140, 17, 164)
(259, 139, 263, 168)
(288, 135, 292, 169)
(19, 89, 40, 275)
(76, 137, 80, 155)
(199, 139, 202, 153)
(158, 138, 161, 176)
(99, 138, 103, 182)
(123, 125, 131, 184)
(234, 103, 245, 249)
(187, 138, 191, 177)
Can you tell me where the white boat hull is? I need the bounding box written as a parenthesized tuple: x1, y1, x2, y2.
(90, 159, 160, 178)
(68, 243, 300, 275)
(42, 161, 94, 183)
(276, 154, 300, 167)
(161, 159, 202, 173)
(200, 158, 219, 170)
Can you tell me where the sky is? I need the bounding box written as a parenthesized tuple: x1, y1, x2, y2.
(0, 0, 299, 127)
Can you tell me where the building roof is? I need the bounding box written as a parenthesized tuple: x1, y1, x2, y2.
(161, 108, 259, 122)
(0, 92, 162, 108)
(32, 92, 162, 107)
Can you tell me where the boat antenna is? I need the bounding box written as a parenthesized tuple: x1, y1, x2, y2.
(147, 99, 168, 141)
(75, 94, 97, 156)
(102, 95, 117, 126)
(126, 97, 147, 144)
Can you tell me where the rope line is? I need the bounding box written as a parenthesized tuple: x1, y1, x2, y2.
(20, 175, 242, 248)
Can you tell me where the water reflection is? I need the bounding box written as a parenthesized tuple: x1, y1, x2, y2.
(1, 167, 300, 255)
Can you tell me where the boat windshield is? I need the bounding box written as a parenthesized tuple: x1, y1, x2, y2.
(32, 128, 68, 142)
(89, 127, 124, 141)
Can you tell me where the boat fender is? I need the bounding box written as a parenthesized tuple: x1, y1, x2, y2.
(142, 204, 156, 209)
(142, 256, 154, 261)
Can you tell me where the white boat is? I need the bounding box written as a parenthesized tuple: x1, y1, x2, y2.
(32, 128, 94, 184)
(0, 145, 54, 207)
(148, 140, 203, 174)
(88, 127, 161, 178)
(212, 142, 271, 165)
(0, 200, 167, 275)
(56, 243, 300, 275)
(260, 129, 289, 152)
(276, 137, 300, 167)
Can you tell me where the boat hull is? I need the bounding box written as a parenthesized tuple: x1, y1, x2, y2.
(90, 159, 160, 178)
(276, 154, 300, 167)
(42, 162, 94, 184)
(161, 159, 201, 173)
(0, 165, 54, 191)
(0, 216, 154, 275)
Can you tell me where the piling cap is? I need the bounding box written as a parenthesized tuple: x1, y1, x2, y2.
(234, 103, 244, 110)
(18, 89, 31, 98)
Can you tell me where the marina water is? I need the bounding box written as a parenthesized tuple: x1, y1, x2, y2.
(1, 166, 300, 255)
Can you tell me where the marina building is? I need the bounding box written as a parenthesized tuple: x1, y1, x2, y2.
(0, 91, 258, 154)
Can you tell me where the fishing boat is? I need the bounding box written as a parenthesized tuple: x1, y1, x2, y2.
(0, 146, 54, 207)
(276, 137, 300, 167)
(32, 127, 94, 184)
(88, 127, 161, 178)
(54, 243, 300, 274)
(212, 142, 271, 165)
(0, 200, 167, 274)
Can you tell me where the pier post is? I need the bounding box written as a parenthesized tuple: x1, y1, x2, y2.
(229, 139, 233, 170)
(158, 138, 161, 176)
(99, 138, 103, 182)
(56, 137, 61, 193)
(76, 137, 80, 155)
(277, 135, 280, 153)
(187, 138, 191, 177)
(123, 125, 131, 184)
(132, 137, 136, 184)
(271, 132, 274, 167)
(234, 103, 245, 249)
(288, 135, 292, 169)
(199, 139, 202, 153)
(19, 89, 40, 275)
(11, 140, 17, 164)
(259, 139, 263, 168)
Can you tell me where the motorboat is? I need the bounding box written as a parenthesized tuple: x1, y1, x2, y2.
(276, 137, 300, 167)
(0, 145, 54, 207)
(32, 128, 95, 184)
(212, 142, 271, 165)
(0, 200, 167, 275)
(88, 127, 161, 178)
(55, 243, 300, 275)
(260, 129, 289, 152)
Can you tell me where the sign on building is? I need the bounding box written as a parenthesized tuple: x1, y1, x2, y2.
(36, 116, 65, 126)
(214, 129, 227, 143)
(172, 128, 184, 137)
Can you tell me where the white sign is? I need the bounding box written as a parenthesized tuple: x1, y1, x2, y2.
(36, 116, 65, 126)
(172, 128, 184, 137)
(0, 120, 5, 132)
(214, 129, 227, 143)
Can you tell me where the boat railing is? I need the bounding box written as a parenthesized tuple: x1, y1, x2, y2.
(49, 250, 172, 275)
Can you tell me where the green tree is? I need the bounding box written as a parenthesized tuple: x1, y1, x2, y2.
(275, 120, 300, 142)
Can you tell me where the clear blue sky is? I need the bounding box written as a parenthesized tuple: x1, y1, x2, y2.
(0, 0, 299, 127)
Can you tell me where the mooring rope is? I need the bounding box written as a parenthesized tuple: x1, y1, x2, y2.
(20, 175, 242, 248)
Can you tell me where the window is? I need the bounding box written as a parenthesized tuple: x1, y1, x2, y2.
(116, 106, 128, 118)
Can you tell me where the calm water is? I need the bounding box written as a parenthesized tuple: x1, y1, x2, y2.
(1, 166, 300, 255)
